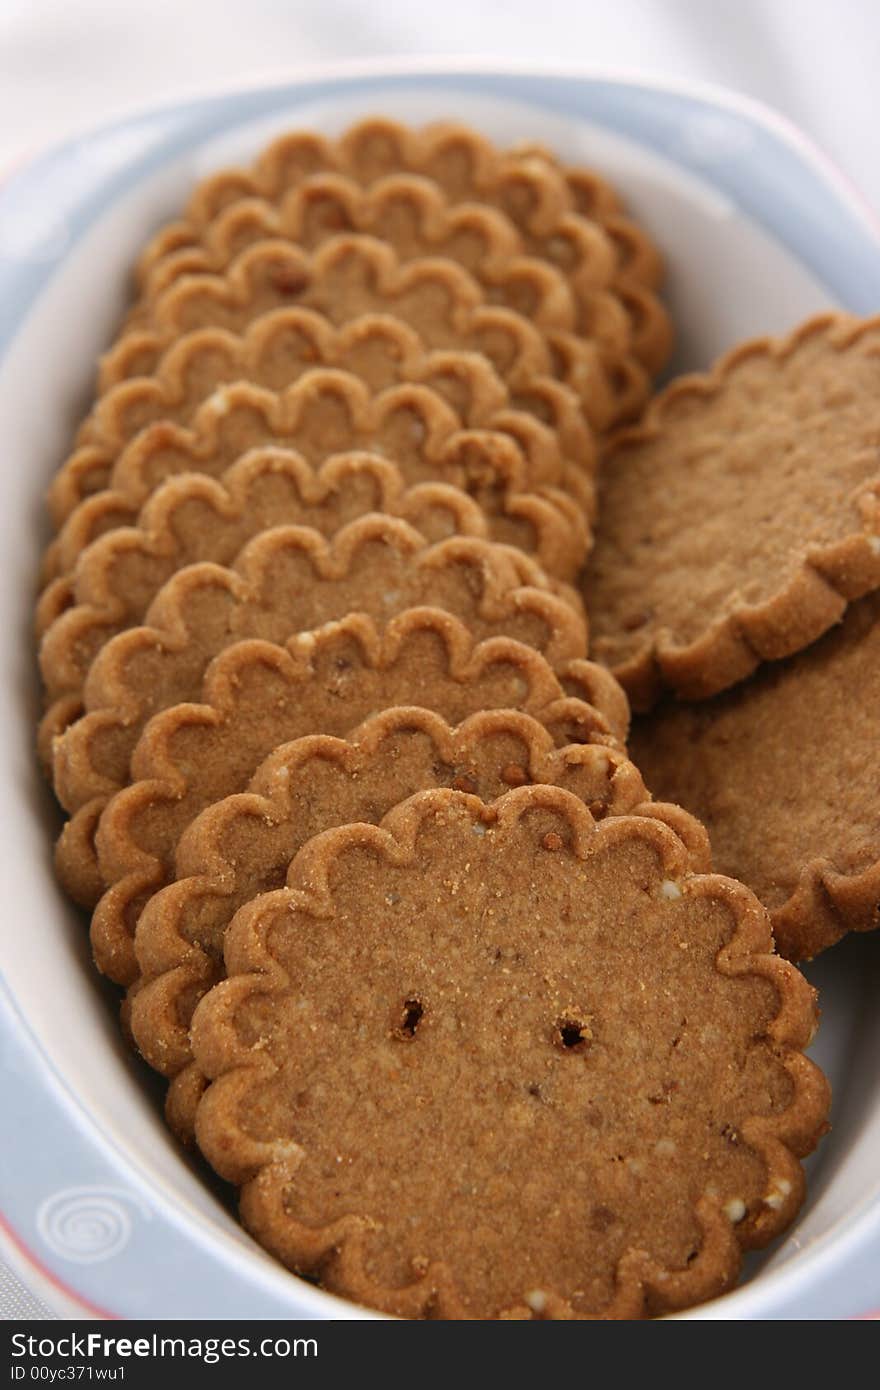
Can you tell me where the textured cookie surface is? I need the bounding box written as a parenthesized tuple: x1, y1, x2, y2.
(45, 522, 586, 780)
(142, 119, 657, 291)
(43, 452, 588, 646)
(52, 341, 596, 531)
(130, 169, 630, 352)
(39, 447, 495, 633)
(101, 236, 614, 431)
(40, 370, 592, 627)
(630, 590, 880, 961)
(67, 611, 627, 982)
(132, 118, 671, 375)
(585, 315, 880, 708)
(128, 706, 672, 1109)
(191, 785, 829, 1319)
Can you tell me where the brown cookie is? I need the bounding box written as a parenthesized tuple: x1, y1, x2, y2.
(50, 332, 600, 528)
(189, 783, 829, 1319)
(37, 449, 591, 678)
(38, 370, 593, 630)
(511, 139, 664, 290)
(133, 118, 671, 374)
(61, 609, 628, 974)
(630, 589, 880, 962)
(98, 235, 617, 424)
(124, 705, 663, 1110)
(132, 171, 668, 383)
(43, 520, 587, 775)
(128, 170, 631, 351)
(585, 314, 880, 709)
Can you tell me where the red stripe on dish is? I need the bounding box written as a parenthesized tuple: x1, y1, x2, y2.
(0, 1206, 117, 1320)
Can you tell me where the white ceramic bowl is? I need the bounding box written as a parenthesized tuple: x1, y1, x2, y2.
(2, 61, 879, 1321)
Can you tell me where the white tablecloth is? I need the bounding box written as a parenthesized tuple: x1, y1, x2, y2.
(0, 0, 876, 210)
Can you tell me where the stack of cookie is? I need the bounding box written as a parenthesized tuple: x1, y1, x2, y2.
(585, 314, 880, 963)
(37, 120, 832, 1319)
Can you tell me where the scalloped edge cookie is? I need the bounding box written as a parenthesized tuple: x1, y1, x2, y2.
(37, 447, 589, 667)
(100, 234, 622, 421)
(629, 589, 880, 961)
(128, 169, 628, 346)
(585, 313, 880, 710)
(43, 519, 588, 776)
(131, 118, 671, 373)
(119, 705, 660, 1084)
(59, 608, 628, 970)
(40, 367, 593, 614)
(51, 330, 601, 527)
(189, 783, 829, 1318)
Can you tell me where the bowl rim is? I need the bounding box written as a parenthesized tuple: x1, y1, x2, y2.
(3, 56, 880, 1322)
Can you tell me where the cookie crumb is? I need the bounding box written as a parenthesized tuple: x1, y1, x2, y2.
(659, 879, 682, 900)
(724, 1198, 747, 1224)
(206, 387, 231, 416)
(764, 1178, 792, 1210)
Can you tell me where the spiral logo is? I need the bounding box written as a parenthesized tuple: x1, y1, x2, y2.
(36, 1186, 151, 1264)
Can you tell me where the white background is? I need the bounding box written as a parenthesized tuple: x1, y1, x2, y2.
(0, 0, 877, 211)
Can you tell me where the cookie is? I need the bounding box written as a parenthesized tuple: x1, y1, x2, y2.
(129, 171, 629, 348)
(98, 235, 618, 419)
(43, 520, 587, 771)
(50, 330, 600, 528)
(125, 705, 662, 1102)
(38, 369, 593, 621)
(585, 314, 880, 709)
(131, 172, 668, 382)
(37, 448, 592, 681)
(630, 590, 880, 962)
(516, 143, 664, 290)
(61, 609, 628, 972)
(189, 783, 829, 1319)
(133, 118, 671, 373)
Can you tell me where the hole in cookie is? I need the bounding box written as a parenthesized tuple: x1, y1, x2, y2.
(271, 268, 310, 298)
(451, 771, 478, 794)
(621, 610, 650, 632)
(555, 1016, 591, 1052)
(396, 998, 424, 1040)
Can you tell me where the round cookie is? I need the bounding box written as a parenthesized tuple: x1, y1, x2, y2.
(132, 117, 671, 378)
(38, 368, 593, 639)
(126, 169, 629, 355)
(629, 589, 880, 961)
(37, 448, 587, 660)
(585, 314, 880, 709)
(51, 336, 597, 529)
(126, 705, 669, 1133)
(43, 520, 587, 771)
(98, 234, 611, 423)
(60, 608, 627, 980)
(191, 784, 830, 1319)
